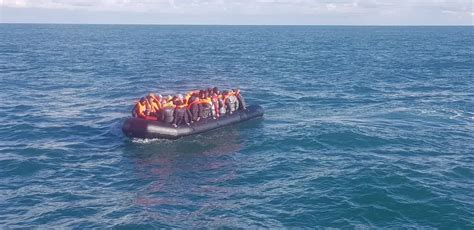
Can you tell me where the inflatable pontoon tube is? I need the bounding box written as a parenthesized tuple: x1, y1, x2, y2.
(122, 104, 264, 139)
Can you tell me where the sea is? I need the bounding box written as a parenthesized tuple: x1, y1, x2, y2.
(0, 24, 473, 228)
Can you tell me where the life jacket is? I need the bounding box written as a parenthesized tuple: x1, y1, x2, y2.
(223, 94, 230, 103)
(187, 98, 201, 109)
(184, 94, 192, 103)
(175, 104, 187, 109)
(149, 95, 162, 108)
(144, 100, 151, 113)
(162, 101, 175, 108)
(201, 97, 213, 118)
(134, 102, 146, 118)
(148, 100, 160, 113)
(155, 99, 162, 110)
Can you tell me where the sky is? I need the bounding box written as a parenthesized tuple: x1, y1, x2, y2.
(0, 0, 473, 25)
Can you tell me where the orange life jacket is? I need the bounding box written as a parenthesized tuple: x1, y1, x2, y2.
(223, 94, 230, 103)
(188, 99, 201, 109)
(134, 102, 146, 118)
(162, 101, 175, 108)
(149, 95, 161, 106)
(148, 100, 160, 112)
(184, 94, 192, 103)
(175, 104, 187, 109)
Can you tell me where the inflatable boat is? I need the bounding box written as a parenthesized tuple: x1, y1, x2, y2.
(122, 105, 264, 139)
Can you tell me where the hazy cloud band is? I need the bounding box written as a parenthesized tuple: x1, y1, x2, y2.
(1, 0, 473, 25)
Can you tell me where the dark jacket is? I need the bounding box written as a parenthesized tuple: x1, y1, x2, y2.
(161, 107, 174, 123)
(199, 103, 211, 119)
(189, 96, 200, 121)
(173, 106, 186, 126)
(236, 93, 246, 109)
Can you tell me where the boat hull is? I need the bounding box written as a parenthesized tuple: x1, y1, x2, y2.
(122, 105, 264, 139)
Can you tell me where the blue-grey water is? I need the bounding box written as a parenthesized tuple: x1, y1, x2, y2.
(0, 25, 473, 228)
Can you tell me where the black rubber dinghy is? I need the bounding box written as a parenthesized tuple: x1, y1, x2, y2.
(122, 105, 264, 139)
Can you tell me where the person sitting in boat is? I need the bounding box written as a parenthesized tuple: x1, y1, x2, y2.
(218, 92, 227, 116)
(132, 97, 147, 119)
(223, 90, 239, 114)
(211, 87, 221, 118)
(184, 91, 193, 104)
(160, 96, 175, 123)
(133, 87, 246, 120)
(199, 90, 213, 119)
(207, 90, 217, 119)
(188, 92, 201, 122)
(146, 95, 160, 117)
(148, 93, 162, 109)
(172, 96, 191, 127)
(233, 88, 246, 110)
(185, 98, 193, 123)
(204, 88, 217, 119)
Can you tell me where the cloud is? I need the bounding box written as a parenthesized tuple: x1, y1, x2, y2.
(1, 0, 473, 24)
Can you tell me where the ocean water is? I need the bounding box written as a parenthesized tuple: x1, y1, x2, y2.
(0, 24, 473, 228)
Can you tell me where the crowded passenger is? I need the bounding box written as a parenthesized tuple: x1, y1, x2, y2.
(188, 92, 201, 122)
(234, 88, 246, 110)
(172, 94, 190, 127)
(160, 96, 175, 124)
(199, 90, 212, 119)
(146, 94, 160, 117)
(131, 87, 247, 126)
(133, 97, 148, 118)
(223, 90, 239, 114)
(211, 87, 220, 118)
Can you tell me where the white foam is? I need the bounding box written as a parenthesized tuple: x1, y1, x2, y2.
(131, 138, 170, 144)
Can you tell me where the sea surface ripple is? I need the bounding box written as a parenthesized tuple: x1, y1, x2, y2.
(0, 25, 473, 228)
